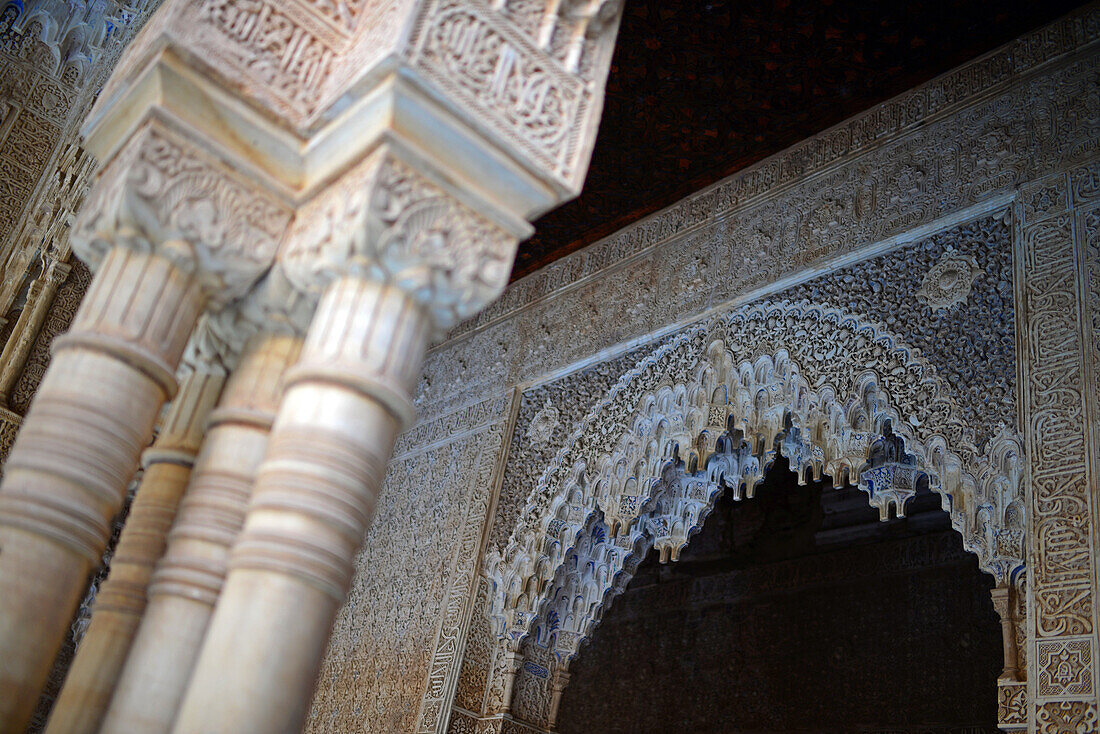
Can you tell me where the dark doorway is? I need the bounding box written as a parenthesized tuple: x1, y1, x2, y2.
(556, 457, 1002, 734)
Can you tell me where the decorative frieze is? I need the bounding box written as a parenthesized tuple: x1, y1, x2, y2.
(420, 43, 1100, 419)
(1016, 167, 1100, 726)
(440, 4, 1100, 349)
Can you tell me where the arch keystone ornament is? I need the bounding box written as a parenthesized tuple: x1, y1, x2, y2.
(476, 299, 1031, 732)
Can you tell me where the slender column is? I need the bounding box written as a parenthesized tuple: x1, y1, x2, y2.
(102, 333, 301, 734)
(492, 650, 525, 716)
(0, 259, 71, 407)
(174, 277, 427, 733)
(547, 668, 571, 730)
(44, 370, 224, 734)
(991, 585, 1021, 682)
(0, 246, 202, 731)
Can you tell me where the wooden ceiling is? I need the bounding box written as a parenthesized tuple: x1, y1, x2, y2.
(513, 0, 1088, 281)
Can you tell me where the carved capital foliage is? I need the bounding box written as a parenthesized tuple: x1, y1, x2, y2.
(71, 123, 292, 307)
(282, 151, 517, 332)
(180, 263, 316, 374)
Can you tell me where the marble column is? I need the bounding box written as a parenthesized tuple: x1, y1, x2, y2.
(991, 585, 1021, 682)
(43, 370, 224, 734)
(173, 277, 426, 733)
(101, 333, 301, 734)
(65, 0, 622, 729)
(0, 245, 202, 731)
(0, 258, 70, 407)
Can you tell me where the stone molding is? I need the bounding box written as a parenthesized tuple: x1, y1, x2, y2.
(417, 19, 1100, 421)
(441, 3, 1100, 347)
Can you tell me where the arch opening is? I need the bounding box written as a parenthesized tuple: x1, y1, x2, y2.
(482, 304, 1027, 731)
(555, 454, 1004, 733)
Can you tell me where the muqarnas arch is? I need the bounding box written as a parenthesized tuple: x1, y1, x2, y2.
(481, 299, 1027, 732)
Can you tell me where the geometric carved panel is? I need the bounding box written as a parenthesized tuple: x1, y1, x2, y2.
(1037, 637, 1096, 700)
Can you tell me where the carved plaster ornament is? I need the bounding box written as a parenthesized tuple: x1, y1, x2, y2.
(527, 398, 561, 447)
(916, 246, 981, 310)
(856, 425, 926, 521)
(488, 300, 1030, 689)
(281, 152, 517, 336)
(72, 124, 292, 308)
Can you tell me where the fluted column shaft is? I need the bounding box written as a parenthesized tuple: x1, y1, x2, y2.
(0, 246, 202, 732)
(174, 277, 428, 733)
(44, 370, 224, 734)
(0, 259, 71, 406)
(102, 333, 301, 734)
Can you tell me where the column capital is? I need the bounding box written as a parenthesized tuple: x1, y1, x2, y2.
(42, 258, 71, 286)
(71, 121, 294, 308)
(180, 264, 316, 375)
(282, 148, 518, 333)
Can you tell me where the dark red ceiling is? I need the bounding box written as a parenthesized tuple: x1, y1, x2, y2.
(513, 0, 1088, 281)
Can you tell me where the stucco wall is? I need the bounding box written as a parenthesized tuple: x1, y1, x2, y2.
(307, 8, 1100, 733)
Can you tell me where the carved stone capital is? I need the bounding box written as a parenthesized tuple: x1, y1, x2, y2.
(180, 263, 316, 375)
(282, 149, 518, 333)
(89, 0, 624, 214)
(72, 122, 293, 308)
(43, 258, 71, 286)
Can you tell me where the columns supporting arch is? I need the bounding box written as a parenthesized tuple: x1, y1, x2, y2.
(0, 1, 625, 732)
(0, 3, 1095, 734)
